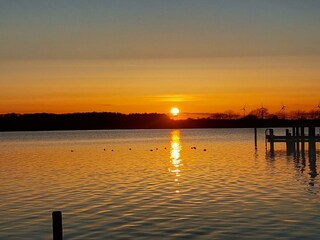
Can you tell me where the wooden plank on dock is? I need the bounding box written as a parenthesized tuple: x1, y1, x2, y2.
(266, 136, 320, 142)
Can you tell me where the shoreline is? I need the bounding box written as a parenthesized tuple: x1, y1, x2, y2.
(1, 112, 320, 132)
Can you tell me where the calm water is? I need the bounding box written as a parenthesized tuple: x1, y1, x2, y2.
(1, 128, 320, 239)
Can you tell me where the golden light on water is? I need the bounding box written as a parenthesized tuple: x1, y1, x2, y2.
(170, 130, 182, 193)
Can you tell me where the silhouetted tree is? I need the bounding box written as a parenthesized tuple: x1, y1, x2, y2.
(249, 107, 269, 119)
(210, 110, 240, 119)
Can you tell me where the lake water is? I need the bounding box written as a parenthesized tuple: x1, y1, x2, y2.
(1, 128, 320, 239)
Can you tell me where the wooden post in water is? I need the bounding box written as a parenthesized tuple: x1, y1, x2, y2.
(309, 127, 316, 157)
(254, 128, 257, 149)
(269, 129, 274, 155)
(308, 127, 317, 179)
(292, 127, 296, 156)
(296, 127, 300, 156)
(292, 127, 296, 138)
(52, 211, 63, 240)
(286, 129, 292, 155)
(301, 127, 305, 155)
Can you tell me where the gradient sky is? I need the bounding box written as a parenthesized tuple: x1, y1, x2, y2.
(1, 0, 320, 114)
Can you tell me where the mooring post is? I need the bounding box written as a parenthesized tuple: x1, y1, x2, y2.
(254, 128, 257, 149)
(286, 129, 292, 155)
(269, 129, 274, 155)
(292, 127, 296, 156)
(296, 127, 300, 156)
(52, 211, 63, 240)
(301, 127, 305, 155)
(309, 127, 316, 157)
(295, 127, 300, 141)
(292, 127, 296, 139)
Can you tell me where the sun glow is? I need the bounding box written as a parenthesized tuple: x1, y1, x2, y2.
(170, 107, 180, 116)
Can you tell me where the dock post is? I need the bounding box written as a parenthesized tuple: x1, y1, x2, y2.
(254, 128, 257, 149)
(292, 127, 296, 138)
(292, 127, 296, 156)
(269, 129, 274, 155)
(286, 129, 292, 155)
(52, 211, 63, 240)
(309, 127, 316, 157)
(296, 127, 300, 156)
(301, 127, 305, 156)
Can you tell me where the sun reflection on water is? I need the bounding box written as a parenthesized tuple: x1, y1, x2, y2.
(169, 130, 182, 193)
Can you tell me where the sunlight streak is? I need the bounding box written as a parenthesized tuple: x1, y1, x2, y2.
(170, 130, 182, 193)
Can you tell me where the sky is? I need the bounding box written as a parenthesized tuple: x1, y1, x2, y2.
(0, 0, 320, 114)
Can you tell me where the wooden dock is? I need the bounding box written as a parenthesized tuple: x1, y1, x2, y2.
(265, 127, 319, 155)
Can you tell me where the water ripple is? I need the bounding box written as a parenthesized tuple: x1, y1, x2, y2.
(1, 129, 320, 239)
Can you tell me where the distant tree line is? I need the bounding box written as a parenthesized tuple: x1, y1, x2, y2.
(210, 108, 320, 120)
(0, 112, 319, 131)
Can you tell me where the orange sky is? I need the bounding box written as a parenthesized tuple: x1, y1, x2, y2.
(1, 57, 319, 114)
(1, 1, 320, 115)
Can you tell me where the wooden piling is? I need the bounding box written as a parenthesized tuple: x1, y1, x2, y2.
(309, 127, 315, 137)
(286, 129, 292, 155)
(309, 127, 316, 156)
(269, 129, 274, 155)
(291, 127, 296, 156)
(254, 128, 257, 149)
(296, 127, 300, 156)
(292, 127, 296, 138)
(52, 211, 63, 240)
(301, 127, 305, 155)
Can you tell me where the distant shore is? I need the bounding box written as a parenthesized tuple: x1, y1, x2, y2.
(0, 112, 320, 132)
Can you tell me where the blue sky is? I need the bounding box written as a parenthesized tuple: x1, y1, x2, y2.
(1, 0, 319, 60)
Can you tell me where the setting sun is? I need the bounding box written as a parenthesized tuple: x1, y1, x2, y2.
(170, 107, 180, 116)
